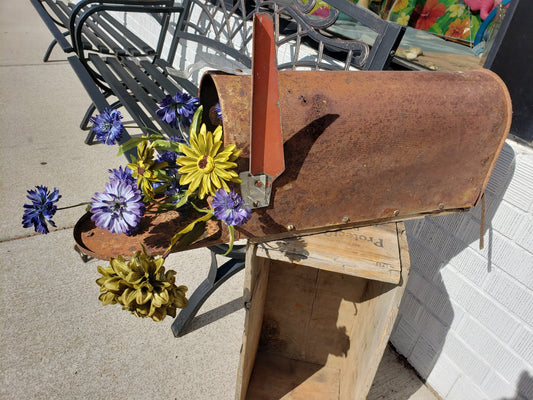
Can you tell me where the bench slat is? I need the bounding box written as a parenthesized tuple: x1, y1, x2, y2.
(88, 54, 160, 133)
(31, 0, 73, 52)
(55, 1, 94, 50)
(44, 0, 70, 27)
(89, 13, 142, 56)
(148, 59, 199, 96)
(121, 58, 168, 99)
(108, 58, 185, 138)
(99, 12, 156, 56)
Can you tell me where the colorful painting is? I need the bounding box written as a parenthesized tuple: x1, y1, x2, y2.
(388, 0, 483, 44)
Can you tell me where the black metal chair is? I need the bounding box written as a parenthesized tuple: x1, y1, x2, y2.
(30, 0, 174, 61)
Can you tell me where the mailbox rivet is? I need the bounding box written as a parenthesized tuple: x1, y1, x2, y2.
(287, 224, 295, 231)
(439, 203, 445, 210)
(393, 209, 400, 216)
(342, 216, 349, 222)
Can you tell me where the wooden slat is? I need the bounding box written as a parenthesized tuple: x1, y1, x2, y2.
(235, 245, 271, 400)
(255, 223, 401, 284)
(340, 223, 410, 399)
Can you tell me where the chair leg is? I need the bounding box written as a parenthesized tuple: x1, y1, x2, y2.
(171, 247, 246, 337)
(43, 31, 69, 62)
(81, 103, 96, 131)
(43, 39, 58, 62)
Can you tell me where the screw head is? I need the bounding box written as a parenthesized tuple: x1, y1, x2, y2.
(287, 224, 295, 231)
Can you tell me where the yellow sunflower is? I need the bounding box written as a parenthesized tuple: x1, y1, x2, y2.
(177, 124, 241, 199)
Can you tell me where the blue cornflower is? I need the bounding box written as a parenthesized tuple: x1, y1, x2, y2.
(108, 166, 136, 187)
(211, 189, 251, 226)
(156, 91, 199, 128)
(156, 137, 184, 176)
(22, 185, 61, 234)
(90, 179, 145, 235)
(156, 150, 178, 169)
(89, 108, 124, 145)
(164, 176, 186, 201)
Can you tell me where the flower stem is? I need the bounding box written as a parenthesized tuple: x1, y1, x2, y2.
(122, 126, 162, 135)
(57, 202, 89, 211)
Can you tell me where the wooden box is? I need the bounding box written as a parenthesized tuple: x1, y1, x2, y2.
(235, 222, 410, 400)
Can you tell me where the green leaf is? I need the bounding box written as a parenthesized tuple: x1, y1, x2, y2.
(151, 140, 181, 153)
(190, 106, 203, 137)
(171, 220, 208, 252)
(117, 134, 163, 156)
(190, 201, 213, 214)
(173, 190, 190, 209)
(223, 224, 235, 256)
(166, 212, 213, 253)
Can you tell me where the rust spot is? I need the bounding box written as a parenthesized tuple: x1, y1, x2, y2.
(312, 94, 328, 116)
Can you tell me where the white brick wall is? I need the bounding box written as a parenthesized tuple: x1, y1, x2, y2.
(391, 140, 533, 400)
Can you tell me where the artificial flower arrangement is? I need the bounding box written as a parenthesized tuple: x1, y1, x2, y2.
(22, 92, 252, 322)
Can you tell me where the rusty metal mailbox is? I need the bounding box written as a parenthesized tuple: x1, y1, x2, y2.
(199, 68, 511, 241)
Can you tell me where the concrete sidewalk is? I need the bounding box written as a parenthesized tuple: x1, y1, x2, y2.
(0, 2, 439, 399)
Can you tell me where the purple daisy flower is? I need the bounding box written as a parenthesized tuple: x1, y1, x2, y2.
(156, 91, 199, 128)
(22, 185, 61, 234)
(211, 189, 251, 226)
(90, 179, 145, 235)
(89, 108, 124, 145)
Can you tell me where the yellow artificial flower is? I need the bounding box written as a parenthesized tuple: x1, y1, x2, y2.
(96, 246, 188, 321)
(127, 140, 167, 199)
(177, 124, 241, 199)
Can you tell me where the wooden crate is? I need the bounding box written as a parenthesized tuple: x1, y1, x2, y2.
(235, 222, 410, 400)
